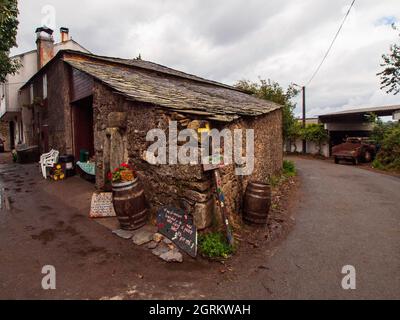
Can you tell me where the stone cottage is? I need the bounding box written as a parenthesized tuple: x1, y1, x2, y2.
(20, 50, 283, 229)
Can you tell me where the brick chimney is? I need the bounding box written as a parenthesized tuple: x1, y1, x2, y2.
(60, 27, 69, 42)
(35, 26, 54, 69)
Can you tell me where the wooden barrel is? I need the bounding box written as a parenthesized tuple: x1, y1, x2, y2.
(112, 178, 148, 230)
(243, 181, 271, 225)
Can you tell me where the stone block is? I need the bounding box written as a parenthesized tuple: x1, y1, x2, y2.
(183, 189, 211, 203)
(146, 241, 158, 249)
(112, 229, 135, 239)
(132, 229, 154, 246)
(192, 198, 214, 230)
(107, 112, 127, 128)
(159, 250, 183, 263)
(151, 244, 170, 257)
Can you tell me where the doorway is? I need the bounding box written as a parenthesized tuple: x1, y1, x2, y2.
(9, 121, 15, 149)
(71, 96, 94, 161)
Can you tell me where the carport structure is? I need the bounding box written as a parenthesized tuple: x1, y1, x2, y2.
(319, 104, 400, 155)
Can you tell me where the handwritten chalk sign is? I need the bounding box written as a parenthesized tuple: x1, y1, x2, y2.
(157, 207, 197, 258)
(89, 192, 116, 218)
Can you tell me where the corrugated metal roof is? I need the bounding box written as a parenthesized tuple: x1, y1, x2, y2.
(319, 105, 400, 117)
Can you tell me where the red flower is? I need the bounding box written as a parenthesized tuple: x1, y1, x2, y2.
(114, 168, 119, 172)
(121, 162, 129, 168)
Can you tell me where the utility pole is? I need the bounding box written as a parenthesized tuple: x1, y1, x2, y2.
(302, 86, 306, 154)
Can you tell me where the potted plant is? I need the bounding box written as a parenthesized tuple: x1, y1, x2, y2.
(108, 162, 148, 230)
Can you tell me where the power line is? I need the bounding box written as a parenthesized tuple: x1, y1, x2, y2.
(306, 0, 356, 86)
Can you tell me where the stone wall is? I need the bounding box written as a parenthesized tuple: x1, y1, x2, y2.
(219, 109, 283, 221)
(93, 82, 283, 230)
(20, 60, 72, 154)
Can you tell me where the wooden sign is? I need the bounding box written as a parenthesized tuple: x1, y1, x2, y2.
(89, 192, 116, 218)
(202, 154, 225, 172)
(157, 207, 197, 258)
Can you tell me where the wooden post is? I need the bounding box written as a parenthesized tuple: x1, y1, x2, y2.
(212, 169, 234, 246)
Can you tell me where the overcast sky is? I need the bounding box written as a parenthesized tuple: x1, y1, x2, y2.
(11, 0, 400, 117)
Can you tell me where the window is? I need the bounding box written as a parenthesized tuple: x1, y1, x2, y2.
(43, 74, 47, 99)
(30, 84, 34, 104)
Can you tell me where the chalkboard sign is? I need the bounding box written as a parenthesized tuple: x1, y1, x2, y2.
(157, 207, 197, 258)
(89, 192, 116, 218)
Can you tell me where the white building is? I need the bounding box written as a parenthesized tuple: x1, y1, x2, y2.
(0, 27, 89, 150)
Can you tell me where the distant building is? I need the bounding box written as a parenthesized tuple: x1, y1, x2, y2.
(284, 117, 330, 157)
(319, 105, 400, 155)
(0, 27, 89, 150)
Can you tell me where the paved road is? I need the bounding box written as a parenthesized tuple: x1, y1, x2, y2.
(214, 158, 400, 299)
(1, 155, 399, 299)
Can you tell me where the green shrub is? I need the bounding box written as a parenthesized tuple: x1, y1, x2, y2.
(283, 160, 296, 177)
(198, 232, 234, 259)
(374, 124, 400, 172)
(372, 158, 385, 170)
(268, 174, 281, 187)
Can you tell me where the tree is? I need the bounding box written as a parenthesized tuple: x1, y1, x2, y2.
(378, 24, 400, 95)
(0, 0, 20, 83)
(235, 79, 299, 140)
(286, 120, 302, 152)
(368, 112, 396, 146)
(373, 123, 400, 172)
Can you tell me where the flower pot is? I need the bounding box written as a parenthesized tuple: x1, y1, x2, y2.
(112, 178, 148, 230)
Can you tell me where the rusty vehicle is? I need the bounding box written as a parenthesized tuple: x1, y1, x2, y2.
(332, 137, 376, 165)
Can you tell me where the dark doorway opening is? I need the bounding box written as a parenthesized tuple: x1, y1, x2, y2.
(71, 96, 94, 161)
(40, 124, 49, 154)
(9, 121, 15, 149)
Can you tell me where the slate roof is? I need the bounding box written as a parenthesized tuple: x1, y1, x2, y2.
(39, 50, 283, 122)
(71, 52, 238, 91)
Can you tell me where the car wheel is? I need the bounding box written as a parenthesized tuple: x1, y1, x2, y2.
(364, 151, 372, 162)
(334, 157, 339, 164)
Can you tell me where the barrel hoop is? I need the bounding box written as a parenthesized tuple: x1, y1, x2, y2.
(245, 194, 270, 200)
(113, 190, 144, 201)
(112, 185, 135, 192)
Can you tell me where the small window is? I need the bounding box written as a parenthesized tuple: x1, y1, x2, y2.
(43, 74, 47, 99)
(30, 84, 34, 104)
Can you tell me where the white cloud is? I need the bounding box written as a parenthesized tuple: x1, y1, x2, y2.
(11, 0, 400, 116)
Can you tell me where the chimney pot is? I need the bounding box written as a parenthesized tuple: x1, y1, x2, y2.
(60, 27, 70, 42)
(35, 26, 55, 69)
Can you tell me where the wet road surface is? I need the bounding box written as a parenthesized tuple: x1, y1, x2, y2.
(213, 158, 400, 299)
(0, 155, 399, 299)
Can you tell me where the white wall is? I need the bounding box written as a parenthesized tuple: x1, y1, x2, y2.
(0, 83, 6, 118)
(54, 40, 90, 54)
(1, 38, 90, 146)
(5, 51, 38, 114)
(394, 111, 400, 121)
(324, 122, 374, 131)
(285, 138, 330, 158)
